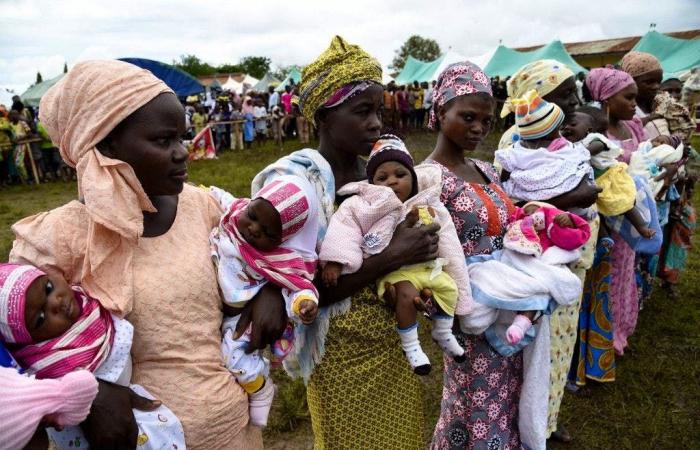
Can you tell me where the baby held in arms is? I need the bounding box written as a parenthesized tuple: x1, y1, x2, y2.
(0, 264, 184, 449)
(209, 176, 319, 426)
(319, 135, 472, 375)
(561, 105, 656, 237)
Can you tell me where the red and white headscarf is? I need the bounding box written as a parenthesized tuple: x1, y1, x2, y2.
(0, 264, 115, 379)
(11, 286, 115, 379)
(0, 264, 44, 344)
(220, 177, 318, 296)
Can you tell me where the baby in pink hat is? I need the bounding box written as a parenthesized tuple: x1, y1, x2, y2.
(209, 175, 320, 427)
(0, 263, 185, 450)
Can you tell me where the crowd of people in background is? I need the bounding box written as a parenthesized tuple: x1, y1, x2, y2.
(2, 33, 700, 450)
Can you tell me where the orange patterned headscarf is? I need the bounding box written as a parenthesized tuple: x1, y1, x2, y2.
(38, 60, 173, 315)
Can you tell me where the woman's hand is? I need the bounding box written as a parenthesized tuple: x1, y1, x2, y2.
(81, 380, 161, 450)
(234, 283, 288, 354)
(384, 216, 440, 270)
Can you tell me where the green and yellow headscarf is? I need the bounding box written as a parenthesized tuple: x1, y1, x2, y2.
(298, 35, 382, 123)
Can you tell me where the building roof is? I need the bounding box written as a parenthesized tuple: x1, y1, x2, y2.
(516, 29, 700, 56)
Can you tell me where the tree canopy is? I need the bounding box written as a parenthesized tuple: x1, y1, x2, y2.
(173, 54, 271, 79)
(391, 35, 441, 71)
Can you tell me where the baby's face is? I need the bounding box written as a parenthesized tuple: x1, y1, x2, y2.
(236, 198, 283, 251)
(561, 112, 593, 142)
(24, 272, 80, 342)
(372, 161, 413, 203)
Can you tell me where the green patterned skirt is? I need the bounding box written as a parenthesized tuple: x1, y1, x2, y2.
(307, 287, 424, 450)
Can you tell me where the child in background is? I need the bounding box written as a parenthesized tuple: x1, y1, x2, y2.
(319, 135, 471, 375)
(242, 97, 255, 149)
(253, 99, 268, 144)
(192, 105, 207, 135)
(209, 176, 319, 426)
(0, 263, 185, 449)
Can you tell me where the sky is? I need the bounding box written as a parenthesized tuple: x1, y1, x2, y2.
(1, 0, 698, 105)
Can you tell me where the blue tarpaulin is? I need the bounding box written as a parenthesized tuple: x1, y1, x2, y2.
(118, 58, 204, 97)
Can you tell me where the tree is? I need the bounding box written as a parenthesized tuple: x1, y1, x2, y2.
(217, 63, 244, 74)
(63, 62, 68, 73)
(239, 56, 271, 79)
(36, 72, 43, 84)
(391, 35, 441, 71)
(173, 54, 216, 77)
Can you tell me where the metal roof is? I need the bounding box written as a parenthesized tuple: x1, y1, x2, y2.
(516, 29, 700, 56)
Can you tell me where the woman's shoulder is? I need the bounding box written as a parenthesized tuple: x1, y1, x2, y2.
(470, 158, 501, 184)
(180, 183, 223, 228)
(13, 200, 88, 234)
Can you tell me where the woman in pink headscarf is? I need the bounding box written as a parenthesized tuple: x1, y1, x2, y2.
(10, 60, 265, 449)
(424, 62, 524, 450)
(585, 67, 647, 355)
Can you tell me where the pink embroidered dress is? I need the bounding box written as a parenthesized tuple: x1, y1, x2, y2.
(606, 117, 647, 355)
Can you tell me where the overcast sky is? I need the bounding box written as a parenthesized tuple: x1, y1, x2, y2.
(1, 0, 698, 104)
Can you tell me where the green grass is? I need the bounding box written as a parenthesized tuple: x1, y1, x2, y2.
(1, 134, 698, 450)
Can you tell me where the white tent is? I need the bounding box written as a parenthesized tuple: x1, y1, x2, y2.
(221, 74, 259, 94)
(243, 74, 259, 86)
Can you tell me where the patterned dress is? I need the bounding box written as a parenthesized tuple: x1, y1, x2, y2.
(428, 159, 524, 450)
(606, 119, 647, 355)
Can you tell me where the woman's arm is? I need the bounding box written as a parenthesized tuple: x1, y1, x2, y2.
(316, 217, 440, 305)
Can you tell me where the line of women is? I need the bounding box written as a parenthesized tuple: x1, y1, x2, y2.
(0, 36, 696, 450)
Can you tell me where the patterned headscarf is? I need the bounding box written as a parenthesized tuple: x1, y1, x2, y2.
(39, 60, 173, 316)
(621, 51, 662, 78)
(501, 60, 575, 118)
(0, 264, 44, 344)
(298, 36, 382, 123)
(585, 67, 635, 102)
(428, 61, 492, 130)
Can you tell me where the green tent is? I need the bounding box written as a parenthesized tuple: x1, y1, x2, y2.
(484, 41, 587, 78)
(395, 55, 446, 85)
(630, 31, 700, 78)
(252, 72, 281, 92)
(20, 74, 64, 107)
(275, 68, 302, 92)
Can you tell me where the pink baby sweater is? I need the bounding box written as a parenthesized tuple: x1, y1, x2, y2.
(512, 205, 591, 252)
(319, 173, 473, 315)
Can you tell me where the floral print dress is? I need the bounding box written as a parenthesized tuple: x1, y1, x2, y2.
(428, 159, 524, 450)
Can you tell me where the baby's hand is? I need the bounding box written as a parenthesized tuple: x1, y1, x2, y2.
(523, 204, 539, 216)
(554, 213, 575, 228)
(299, 300, 318, 324)
(639, 226, 657, 239)
(405, 207, 420, 227)
(322, 262, 343, 287)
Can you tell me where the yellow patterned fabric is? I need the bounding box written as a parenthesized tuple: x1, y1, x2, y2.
(595, 164, 636, 216)
(298, 36, 382, 123)
(547, 216, 599, 435)
(307, 286, 424, 450)
(501, 59, 574, 118)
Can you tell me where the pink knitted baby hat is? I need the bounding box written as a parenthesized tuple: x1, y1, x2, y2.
(255, 179, 310, 242)
(0, 264, 45, 344)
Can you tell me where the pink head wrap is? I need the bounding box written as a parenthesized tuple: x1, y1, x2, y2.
(428, 61, 492, 130)
(255, 179, 310, 242)
(38, 60, 173, 316)
(0, 264, 44, 344)
(585, 67, 635, 102)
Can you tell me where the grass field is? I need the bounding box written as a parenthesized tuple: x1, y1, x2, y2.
(1, 133, 698, 450)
